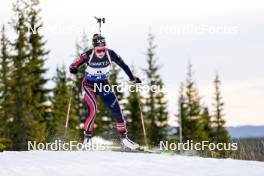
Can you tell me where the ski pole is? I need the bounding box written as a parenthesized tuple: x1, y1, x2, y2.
(133, 81, 148, 148)
(64, 83, 74, 139)
(65, 96, 72, 130)
(139, 101, 148, 148)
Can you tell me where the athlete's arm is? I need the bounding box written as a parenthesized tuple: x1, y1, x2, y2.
(109, 50, 135, 81)
(69, 50, 91, 74)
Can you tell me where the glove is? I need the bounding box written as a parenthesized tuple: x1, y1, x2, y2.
(69, 66, 78, 74)
(131, 77, 142, 84)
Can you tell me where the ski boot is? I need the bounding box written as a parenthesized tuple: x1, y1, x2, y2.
(120, 132, 140, 150)
(83, 134, 92, 150)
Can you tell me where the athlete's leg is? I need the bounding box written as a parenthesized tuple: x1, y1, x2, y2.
(99, 87, 140, 149)
(99, 90, 127, 137)
(82, 83, 97, 138)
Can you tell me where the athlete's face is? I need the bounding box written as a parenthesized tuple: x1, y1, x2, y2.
(95, 47, 106, 59)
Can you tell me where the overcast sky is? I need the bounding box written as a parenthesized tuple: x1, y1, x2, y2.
(1, 0, 264, 126)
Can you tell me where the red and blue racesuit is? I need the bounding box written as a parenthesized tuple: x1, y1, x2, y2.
(69, 48, 135, 138)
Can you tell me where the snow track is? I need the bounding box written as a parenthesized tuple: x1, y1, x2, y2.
(0, 151, 263, 176)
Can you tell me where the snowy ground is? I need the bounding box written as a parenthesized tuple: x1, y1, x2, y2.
(0, 150, 263, 176)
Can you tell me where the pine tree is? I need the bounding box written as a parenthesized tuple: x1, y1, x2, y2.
(155, 78, 168, 141)
(211, 74, 231, 155)
(182, 62, 206, 141)
(200, 107, 213, 141)
(0, 25, 12, 150)
(176, 82, 186, 142)
(8, 0, 49, 149)
(49, 66, 80, 140)
(27, 0, 49, 138)
(9, 1, 38, 150)
(124, 66, 144, 144)
(143, 33, 168, 145)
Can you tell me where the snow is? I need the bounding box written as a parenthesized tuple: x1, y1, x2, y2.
(0, 151, 263, 176)
(90, 136, 114, 145)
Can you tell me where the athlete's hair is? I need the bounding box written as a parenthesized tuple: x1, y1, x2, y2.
(93, 33, 100, 39)
(92, 34, 106, 47)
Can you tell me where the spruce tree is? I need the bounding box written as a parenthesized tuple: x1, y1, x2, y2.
(8, 0, 49, 150)
(124, 66, 144, 144)
(0, 25, 12, 150)
(155, 78, 168, 141)
(176, 82, 186, 143)
(143, 33, 168, 145)
(50, 66, 80, 140)
(211, 74, 231, 157)
(27, 0, 49, 138)
(9, 1, 39, 150)
(182, 62, 206, 141)
(200, 107, 213, 141)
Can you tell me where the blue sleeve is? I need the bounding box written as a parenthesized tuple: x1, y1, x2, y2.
(109, 49, 135, 80)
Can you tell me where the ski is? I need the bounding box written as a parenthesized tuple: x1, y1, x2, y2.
(107, 145, 176, 156)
